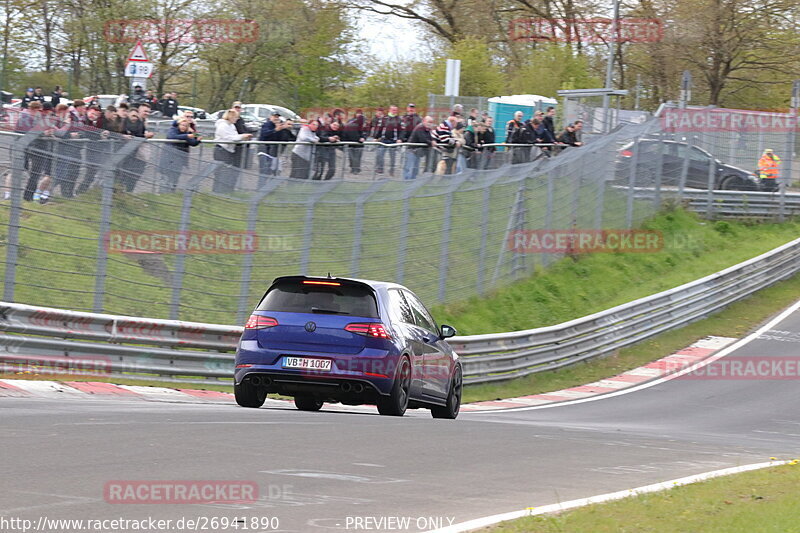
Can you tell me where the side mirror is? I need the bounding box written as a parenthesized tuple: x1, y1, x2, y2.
(439, 324, 457, 339)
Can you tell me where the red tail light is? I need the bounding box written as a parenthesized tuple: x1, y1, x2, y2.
(345, 323, 391, 339)
(245, 315, 278, 329)
(620, 149, 633, 157)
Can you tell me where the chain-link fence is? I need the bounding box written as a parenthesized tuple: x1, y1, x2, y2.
(0, 111, 795, 326)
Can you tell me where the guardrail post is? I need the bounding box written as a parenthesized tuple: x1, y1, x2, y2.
(438, 174, 472, 302)
(706, 154, 716, 220)
(350, 181, 389, 277)
(169, 162, 219, 320)
(236, 177, 284, 324)
(92, 138, 144, 313)
(395, 176, 431, 284)
(2, 133, 37, 302)
(300, 181, 340, 276)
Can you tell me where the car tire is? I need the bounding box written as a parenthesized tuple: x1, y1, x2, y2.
(377, 357, 411, 417)
(719, 176, 739, 190)
(431, 365, 462, 419)
(294, 396, 324, 411)
(235, 380, 266, 408)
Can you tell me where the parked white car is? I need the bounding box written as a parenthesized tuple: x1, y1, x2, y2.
(242, 103, 301, 122)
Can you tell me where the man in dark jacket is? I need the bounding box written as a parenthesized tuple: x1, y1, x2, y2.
(51, 86, 63, 106)
(314, 120, 341, 180)
(506, 111, 533, 164)
(399, 103, 422, 142)
(257, 112, 291, 184)
(159, 92, 179, 117)
(543, 107, 556, 138)
(32, 87, 46, 104)
(129, 85, 148, 108)
(374, 104, 402, 175)
(20, 88, 35, 109)
(341, 109, 367, 174)
(160, 118, 201, 192)
(557, 123, 582, 147)
(403, 115, 436, 180)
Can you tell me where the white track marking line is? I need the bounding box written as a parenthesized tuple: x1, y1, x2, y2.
(467, 299, 800, 414)
(427, 461, 790, 533)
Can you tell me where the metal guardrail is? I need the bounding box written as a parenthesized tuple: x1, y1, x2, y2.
(627, 187, 800, 220)
(2, 236, 799, 386)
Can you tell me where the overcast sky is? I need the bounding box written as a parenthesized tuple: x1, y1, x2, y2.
(357, 11, 427, 63)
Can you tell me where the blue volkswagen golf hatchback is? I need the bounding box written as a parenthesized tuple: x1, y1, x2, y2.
(234, 276, 462, 418)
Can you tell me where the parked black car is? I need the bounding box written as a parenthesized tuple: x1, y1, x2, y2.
(616, 139, 761, 191)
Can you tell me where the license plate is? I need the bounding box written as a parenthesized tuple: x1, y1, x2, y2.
(282, 357, 332, 371)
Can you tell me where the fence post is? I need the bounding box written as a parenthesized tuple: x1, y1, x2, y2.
(477, 172, 504, 296)
(169, 162, 218, 320)
(678, 133, 693, 199)
(492, 178, 527, 285)
(626, 135, 640, 229)
(653, 136, 664, 210)
(438, 174, 472, 302)
(542, 172, 555, 267)
(236, 177, 284, 324)
(395, 176, 431, 284)
(92, 138, 143, 313)
(349, 181, 389, 277)
(299, 181, 341, 276)
(2, 133, 36, 302)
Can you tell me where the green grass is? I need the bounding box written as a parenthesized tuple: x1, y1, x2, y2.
(481, 462, 800, 533)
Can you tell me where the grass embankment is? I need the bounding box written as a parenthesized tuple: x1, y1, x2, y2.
(480, 463, 800, 533)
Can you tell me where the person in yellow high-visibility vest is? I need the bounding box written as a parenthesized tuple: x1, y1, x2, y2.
(758, 148, 781, 191)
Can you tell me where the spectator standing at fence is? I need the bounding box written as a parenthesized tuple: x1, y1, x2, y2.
(74, 106, 106, 195)
(231, 101, 250, 168)
(119, 108, 152, 192)
(758, 149, 781, 192)
(464, 121, 485, 169)
(51, 86, 63, 106)
(369, 107, 386, 140)
(160, 117, 201, 193)
(314, 120, 341, 180)
(257, 112, 286, 184)
(403, 115, 436, 180)
(52, 103, 82, 198)
(374, 105, 402, 175)
(400, 103, 421, 142)
(507, 111, 532, 164)
(432, 115, 461, 175)
(20, 88, 35, 109)
(33, 87, 46, 105)
(543, 107, 556, 137)
(556, 122, 582, 147)
(129, 85, 147, 108)
(342, 108, 367, 174)
(573, 120, 584, 144)
(213, 109, 252, 192)
(15, 101, 54, 202)
(159, 92, 179, 118)
(467, 108, 480, 127)
(452, 122, 468, 173)
(291, 119, 320, 179)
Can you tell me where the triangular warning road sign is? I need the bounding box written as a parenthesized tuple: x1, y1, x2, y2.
(128, 41, 149, 62)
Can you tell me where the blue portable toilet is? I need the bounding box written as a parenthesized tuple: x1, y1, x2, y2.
(489, 94, 559, 144)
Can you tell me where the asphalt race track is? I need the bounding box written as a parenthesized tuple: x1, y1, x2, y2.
(2, 302, 800, 533)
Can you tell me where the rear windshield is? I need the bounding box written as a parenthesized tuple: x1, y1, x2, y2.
(257, 281, 379, 318)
